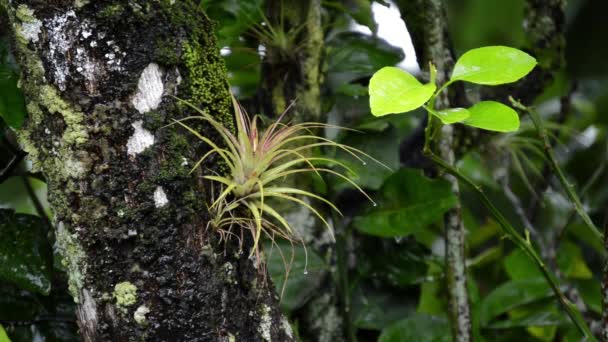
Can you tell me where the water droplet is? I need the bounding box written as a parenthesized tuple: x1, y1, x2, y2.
(303, 270, 308, 275)
(362, 161, 367, 165)
(373, 203, 377, 207)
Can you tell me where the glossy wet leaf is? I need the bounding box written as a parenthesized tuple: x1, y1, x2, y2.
(0, 210, 52, 295)
(429, 107, 470, 124)
(451, 46, 537, 85)
(351, 283, 416, 330)
(265, 241, 327, 312)
(369, 67, 436, 116)
(480, 278, 553, 326)
(358, 238, 429, 287)
(463, 101, 520, 132)
(353, 168, 458, 237)
(378, 313, 450, 342)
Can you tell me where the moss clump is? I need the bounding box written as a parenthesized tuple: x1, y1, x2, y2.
(114, 281, 138, 308)
(56, 222, 87, 303)
(39, 85, 89, 145)
(99, 3, 124, 18)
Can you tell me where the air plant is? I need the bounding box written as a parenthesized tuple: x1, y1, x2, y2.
(174, 95, 386, 264)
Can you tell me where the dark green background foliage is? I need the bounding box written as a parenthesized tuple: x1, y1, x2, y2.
(1, 0, 607, 341)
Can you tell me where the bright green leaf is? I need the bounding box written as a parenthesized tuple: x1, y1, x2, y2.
(0, 325, 10, 342)
(0, 210, 52, 295)
(451, 46, 537, 85)
(369, 67, 436, 116)
(353, 168, 458, 237)
(378, 313, 450, 342)
(429, 107, 470, 124)
(464, 101, 520, 132)
(265, 241, 327, 312)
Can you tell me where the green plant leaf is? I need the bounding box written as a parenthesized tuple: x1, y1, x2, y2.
(378, 313, 450, 342)
(0, 325, 10, 342)
(451, 46, 537, 85)
(0, 64, 27, 129)
(265, 241, 328, 312)
(351, 283, 415, 330)
(480, 278, 552, 326)
(487, 310, 566, 329)
(463, 101, 520, 132)
(557, 241, 592, 279)
(428, 107, 470, 124)
(504, 249, 542, 280)
(358, 238, 429, 288)
(0, 210, 52, 295)
(327, 32, 404, 88)
(369, 67, 436, 116)
(353, 168, 458, 237)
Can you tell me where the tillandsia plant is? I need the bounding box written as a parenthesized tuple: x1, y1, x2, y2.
(368, 46, 599, 341)
(173, 95, 384, 266)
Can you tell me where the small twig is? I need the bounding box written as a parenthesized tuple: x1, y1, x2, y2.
(510, 97, 604, 246)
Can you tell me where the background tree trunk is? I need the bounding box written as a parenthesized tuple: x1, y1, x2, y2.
(1, 1, 292, 341)
(397, 1, 472, 340)
(256, 1, 347, 341)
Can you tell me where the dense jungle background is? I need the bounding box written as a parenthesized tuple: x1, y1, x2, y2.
(1, 0, 608, 341)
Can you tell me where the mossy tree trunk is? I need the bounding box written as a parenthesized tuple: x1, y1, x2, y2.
(1, 1, 292, 341)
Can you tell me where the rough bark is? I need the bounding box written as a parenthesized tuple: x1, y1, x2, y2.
(397, 1, 471, 341)
(1, 1, 292, 341)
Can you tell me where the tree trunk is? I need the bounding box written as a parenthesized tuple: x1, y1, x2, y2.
(1, 1, 292, 341)
(397, 1, 472, 341)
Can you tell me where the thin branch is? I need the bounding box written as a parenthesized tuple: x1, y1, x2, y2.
(422, 114, 596, 341)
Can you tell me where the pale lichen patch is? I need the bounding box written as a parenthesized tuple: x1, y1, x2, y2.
(126, 121, 155, 156)
(15, 5, 42, 43)
(133, 305, 150, 326)
(153, 186, 169, 208)
(258, 304, 273, 342)
(132, 63, 164, 114)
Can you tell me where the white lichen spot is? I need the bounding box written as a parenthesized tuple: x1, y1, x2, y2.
(134, 305, 150, 326)
(153, 187, 169, 208)
(126, 121, 155, 156)
(132, 63, 164, 114)
(18, 11, 42, 43)
(258, 304, 273, 342)
(46, 10, 77, 91)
